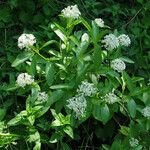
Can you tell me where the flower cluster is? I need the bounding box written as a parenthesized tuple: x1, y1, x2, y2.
(37, 92, 48, 102)
(102, 34, 119, 51)
(129, 138, 139, 147)
(118, 34, 131, 47)
(81, 33, 89, 42)
(18, 33, 36, 49)
(103, 92, 118, 104)
(67, 81, 97, 118)
(16, 73, 34, 87)
(61, 5, 81, 19)
(94, 18, 104, 28)
(111, 58, 126, 72)
(102, 34, 131, 50)
(67, 94, 87, 118)
(142, 106, 150, 118)
(77, 81, 97, 97)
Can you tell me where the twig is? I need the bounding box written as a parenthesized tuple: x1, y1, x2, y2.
(123, 8, 142, 27)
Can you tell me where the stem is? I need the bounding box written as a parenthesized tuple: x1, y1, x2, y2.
(32, 49, 50, 61)
(117, 101, 132, 120)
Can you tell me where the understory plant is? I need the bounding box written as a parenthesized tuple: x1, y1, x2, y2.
(0, 4, 150, 150)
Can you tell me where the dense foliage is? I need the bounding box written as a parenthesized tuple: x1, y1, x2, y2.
(0, 0, 150, 150)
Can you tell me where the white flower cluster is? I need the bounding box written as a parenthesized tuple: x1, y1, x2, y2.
(102, 34, 119, 51)
(18, 33, 36, 49)
(142, 106, 150, 118)
(103, 92, 118, 104)
(111, 58, 126, 72)
(77, 81, 97, 97)
(81, 33, 89, 42)
(94, 18, 104, 28)
(118, 34, 131, 47)
(37, 92, 48, 102)
(67, 94, 87, 118)
(61, 5, 81, 19)
(129, 138, 139, 147)
(102, 34, 131, 50)
(16, 73, 34, 87)
(67, 81, 97, 118)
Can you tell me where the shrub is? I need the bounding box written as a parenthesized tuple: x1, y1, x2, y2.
(0, 2, 150, 150)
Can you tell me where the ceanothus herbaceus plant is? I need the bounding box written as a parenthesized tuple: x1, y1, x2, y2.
(0, 4, 150, 150)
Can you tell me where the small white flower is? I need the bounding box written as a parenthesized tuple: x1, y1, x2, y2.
(61, 43, 66, 49)
(103, 92, 118, 104)
(129, 138, 139, 147)
(16, 73, 34, 87)
(77, 81, 97, 97)
(111, 58, 126, 72)
(18, 33, 36, 49)
(142, 106, 150, 118)
(94, 18, 104, 28)
(102, 34, 119, 50)
(37, 92, 48, 102)
(67, 94, 87, 118)
(81, 33, 89, 42)
(61, 5, 81, 19)
(118, 34, 131, 47)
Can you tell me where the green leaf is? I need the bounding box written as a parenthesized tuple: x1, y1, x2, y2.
(130, 87, 149, 97)
(50, 83, 74, 89)
(110, 140, 122, 150)
(137, 0, 143, 4)
(127, 99, 136, 118)
(11, 51, 34, 67)
(51, 24, 67, 42)
(93, 104, 110, 124)
(33, 142, 41, 150)
(45, 62, 55, 86)
(0, 122, 5, 132)
(119, 126, 130, 136)
(93, 45, 102, 69)
(60, 143, 72, 150)
(63, 125, 74, 138)
(51, 109, 71, 127)
(0, 133, 19, 147)
(51, 119, 63, 127)
(30, 55, 37, 76)
(134, 145, 143, 150)
(91, 21, 99, 43)
(122, 71, 134, 92)
(80, 17, 91, 31)
(49, 132, 63, 143)
(101, 144, 110, 150)
(40, 40, 57, 50)
(7, 110, 28, 126)
(0, 108, 6, 121)
(69, 35, 80, 46)
(29, 129, 41, 150)
(76, 42, 89, 57)
(143, 92, 150, 105)
(120, 57, 134, 63)
(31, 83, 40, 97)
(28, 115, 35, 125)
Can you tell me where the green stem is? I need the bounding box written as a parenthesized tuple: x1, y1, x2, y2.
(32, 49, 50, 61)
(118, 101, 132, 120)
